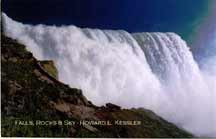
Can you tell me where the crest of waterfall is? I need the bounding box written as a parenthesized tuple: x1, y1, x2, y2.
(2, 13, 216, 137)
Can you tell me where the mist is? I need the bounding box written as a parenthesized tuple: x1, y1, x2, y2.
(2, 13, 216, 137)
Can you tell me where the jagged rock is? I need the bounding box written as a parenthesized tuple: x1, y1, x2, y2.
(106, 103, 121, 111)
(34, 69, 54, 84)
(38, 60, 58, 79)
(8, 80, 22, 95)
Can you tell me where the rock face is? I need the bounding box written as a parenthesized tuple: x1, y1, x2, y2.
(1, 34, 193, 138)
(38, 61, 58, 79)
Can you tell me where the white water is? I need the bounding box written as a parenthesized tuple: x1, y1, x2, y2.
(2, 13, 216, 137)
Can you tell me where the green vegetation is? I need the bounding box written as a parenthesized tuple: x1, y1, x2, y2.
(38, 61, 58, 79)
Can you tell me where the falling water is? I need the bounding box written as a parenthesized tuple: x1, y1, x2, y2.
(2, 13, 216, 137)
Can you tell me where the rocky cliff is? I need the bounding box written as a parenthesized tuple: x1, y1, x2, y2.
(1, 34, 193, 138)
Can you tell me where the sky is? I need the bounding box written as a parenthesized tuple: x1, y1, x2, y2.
(191, 0, 216, 61)
(2, 0, 211, 41)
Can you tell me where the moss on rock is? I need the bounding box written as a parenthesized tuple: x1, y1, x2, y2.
(38, 61, 58, 79)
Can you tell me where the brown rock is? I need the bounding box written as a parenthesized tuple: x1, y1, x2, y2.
(106, 103, 121, 111)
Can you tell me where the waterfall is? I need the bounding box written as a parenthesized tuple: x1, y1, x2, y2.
(2, 13, 216, 137)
